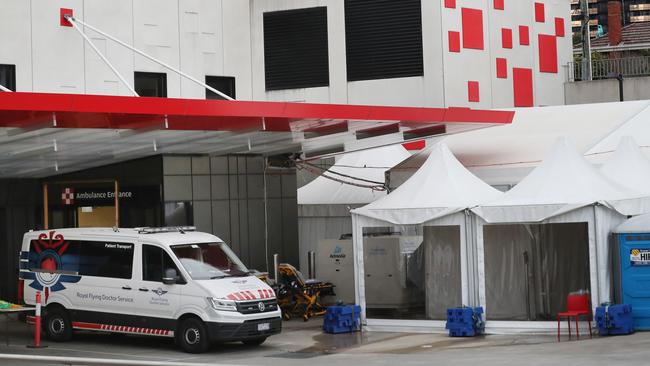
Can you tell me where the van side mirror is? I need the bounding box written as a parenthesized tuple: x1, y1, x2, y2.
(162, 268, 178, 285)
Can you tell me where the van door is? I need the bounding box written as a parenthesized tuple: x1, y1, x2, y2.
(63, 240, 136, 327)
(133, 244, 182, 331)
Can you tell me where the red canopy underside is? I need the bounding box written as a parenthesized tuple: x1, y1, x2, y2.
(0, 92, 514, 132)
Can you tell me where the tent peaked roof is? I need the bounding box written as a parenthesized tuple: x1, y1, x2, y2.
(474, 137, 636, 222)
(486, 137, 631, 206)
(600, 137, 650, 195)
(352, 142, 503, 225)
(297, 145, 410, 205)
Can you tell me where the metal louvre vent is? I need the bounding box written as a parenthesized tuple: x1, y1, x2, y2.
(263, 7, 330, 91)
(345, 0, 424, 81)
(236, 299, 278, 314)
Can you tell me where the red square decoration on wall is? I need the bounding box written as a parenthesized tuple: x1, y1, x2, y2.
(519, 26, 530, 45)
(538, 34, 558, 73)
(496, 58, 507, 78)
(461, 8, 484, 50)
(535, 3, 545, 23)
(468, 81, 480, 102)
(449, 31, 461, 53)
(555, 17, 565, 37)
(60, 8, 73, 27)
(513, 68, 534, 107)
(502, 28, 513, 49)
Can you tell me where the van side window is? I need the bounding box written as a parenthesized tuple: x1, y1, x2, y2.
(28, 240, 133, 279)
(81, 242, 134, 279)
(142, 245, 180, 282)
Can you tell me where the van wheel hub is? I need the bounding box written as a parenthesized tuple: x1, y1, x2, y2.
(50, 318, 65, 334)
(184, 328, 200, 345)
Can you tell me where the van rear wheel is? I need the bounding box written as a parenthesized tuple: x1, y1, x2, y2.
(45, 307, 72, 342)
(177, 318, 209, 353)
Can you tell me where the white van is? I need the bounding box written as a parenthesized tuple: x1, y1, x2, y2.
(19, 227, 281, 353)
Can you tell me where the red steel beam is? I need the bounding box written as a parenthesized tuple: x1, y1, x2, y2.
(0, 92, 514, 132)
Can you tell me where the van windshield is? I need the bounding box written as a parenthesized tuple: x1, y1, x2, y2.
(170, 242, 249, 280)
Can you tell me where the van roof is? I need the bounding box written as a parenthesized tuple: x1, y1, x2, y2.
(24, 227, 223, 246)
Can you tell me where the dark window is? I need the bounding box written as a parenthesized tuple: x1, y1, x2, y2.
(28, 240, 133, 279)
(142, 245, 180, 282)
(164, 201, 193, 227)
(0, 64, 16, 91)
(345, 0, 424, 81)
(263, 7, 329, 90)
(205, 76, 236, 100)
(134, 72, 167, 97)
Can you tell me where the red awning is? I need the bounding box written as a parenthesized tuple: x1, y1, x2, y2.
(0, 92, 514, 177)
(0, 92, 513, 130)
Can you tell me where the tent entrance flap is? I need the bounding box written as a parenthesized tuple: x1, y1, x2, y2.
(362, 225, 462, 321)
(483, 222, 591, 321)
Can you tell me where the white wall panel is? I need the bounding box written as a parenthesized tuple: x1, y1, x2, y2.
(533, 0, 571, 106)
(0, 0, 32, 91)
(441, 0, 493, 108)
(179, 0, 223, 99)
(222, 1, 253, 100)
(421, 0, 445, 107)
(347, 77, 426, 107)
(0, 0, 569, 106)
(133, 0, 181, 97)
(486, 0, 535, 108)
(83, 0, 135, 96)
(31, 0, 85, 93)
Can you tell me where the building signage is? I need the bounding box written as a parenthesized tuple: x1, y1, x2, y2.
(630, 249, 650, 266)
(61, 187, 135, 206)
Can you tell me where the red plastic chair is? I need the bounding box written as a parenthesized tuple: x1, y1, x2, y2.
(557, 293, 592, 341)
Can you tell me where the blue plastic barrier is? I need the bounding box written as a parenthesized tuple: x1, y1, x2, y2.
(595, 304, 635, 336)
(323, 305, 361, 334)
(445, 307, 484, 337)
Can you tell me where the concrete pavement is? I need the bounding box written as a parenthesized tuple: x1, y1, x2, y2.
(1, 314, 648, 366)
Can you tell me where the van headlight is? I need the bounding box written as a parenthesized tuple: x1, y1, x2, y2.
(208, 297, 237, 312)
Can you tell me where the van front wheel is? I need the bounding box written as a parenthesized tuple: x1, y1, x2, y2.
(177, 318, 209, 353)
(45, 307, 72, 342)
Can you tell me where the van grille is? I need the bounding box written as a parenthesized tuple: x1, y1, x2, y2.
(236, 299, 278, 314)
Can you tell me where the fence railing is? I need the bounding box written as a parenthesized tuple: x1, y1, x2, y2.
(568, 56, 650, 82)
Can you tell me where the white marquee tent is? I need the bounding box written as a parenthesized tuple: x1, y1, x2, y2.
(389, 100, 650, 189)
(472, 138, 638, 332)
(599, 137, 650, 216)
(351, 142, 502, 331)
(297, 145, 410, 272)
(600, 137, 650, 194)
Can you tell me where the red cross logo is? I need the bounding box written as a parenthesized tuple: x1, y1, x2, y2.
(61, 188, 74, 205)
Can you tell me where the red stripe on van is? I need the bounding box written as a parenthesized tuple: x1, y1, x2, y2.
(72, 322, 103, 330)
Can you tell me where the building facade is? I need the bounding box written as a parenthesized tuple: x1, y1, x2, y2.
(571, 0, 650, 38)
(0, 0, 571, 301)
(0, 0, 570, 108)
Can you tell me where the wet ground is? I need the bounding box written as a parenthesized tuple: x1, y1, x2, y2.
(1, 313, 649, 365)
